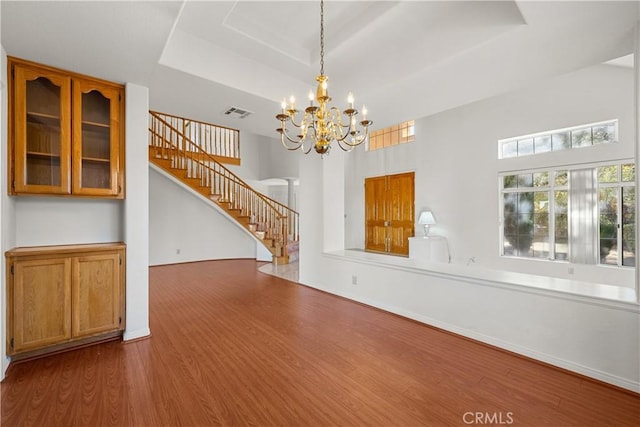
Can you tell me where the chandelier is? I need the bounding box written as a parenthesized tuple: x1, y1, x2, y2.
(275, 0, 372, 155)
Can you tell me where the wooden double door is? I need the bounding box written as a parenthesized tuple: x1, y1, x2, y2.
(365, 172, 415, 256)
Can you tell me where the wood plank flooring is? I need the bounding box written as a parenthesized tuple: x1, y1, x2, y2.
(1, 259, 639, 426)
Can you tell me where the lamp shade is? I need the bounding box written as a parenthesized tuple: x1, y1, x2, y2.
(418, 210, 436, 225)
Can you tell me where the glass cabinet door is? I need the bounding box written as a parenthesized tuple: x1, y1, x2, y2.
(13, 65, 71, 194)
(72, 80, 121, 196)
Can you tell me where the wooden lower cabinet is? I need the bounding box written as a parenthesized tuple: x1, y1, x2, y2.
(6, 243, 125, 359)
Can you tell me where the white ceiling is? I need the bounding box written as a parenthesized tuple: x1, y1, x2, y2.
(1, 1, 638, 138)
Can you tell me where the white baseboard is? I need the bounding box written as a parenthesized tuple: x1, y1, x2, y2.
(123, 327, 151, 342)
(0, 356, 10, 382)
(302, 282, 640, 393)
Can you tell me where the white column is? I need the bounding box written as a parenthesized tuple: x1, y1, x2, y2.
(286, 178, 296, 210)
(322, 149, 345, 252)
(633, 18, 640, 302)
(298, 152, 323, 284)
(124, 83, 151, 341)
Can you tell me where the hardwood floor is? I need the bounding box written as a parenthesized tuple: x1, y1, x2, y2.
(2, 259, 639, 426)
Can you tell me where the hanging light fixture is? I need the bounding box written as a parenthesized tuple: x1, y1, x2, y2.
(275, 0, 372, 155)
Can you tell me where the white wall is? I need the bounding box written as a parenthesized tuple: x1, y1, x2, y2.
(227, 131, 299, 182)
(14, 198, 122, 246)
(1, 45, 16, 379)
(148, 167, 256, 265)
(262, 135, 301, 180)
(227, 130, 266, 181)
(346, 63, 635, 287)
(313, 254, 640, 391)
(123, 82, 150, 341)
(267, 183, 298, 210)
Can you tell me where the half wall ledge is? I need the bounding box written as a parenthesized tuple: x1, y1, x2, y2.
(325, 250, 639, 309)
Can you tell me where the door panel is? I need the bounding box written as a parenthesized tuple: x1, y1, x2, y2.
(365, 176, 388, 252)
(388, 172, 415, 255)
(13, 64, 72, 195)
(72, 253, 121, 338)
(72, 80, 121, 196)
(365, 172, 415, 255)
(12, 258, 72, 353)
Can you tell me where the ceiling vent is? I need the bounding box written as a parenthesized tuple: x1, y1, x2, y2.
(223, 106, 252, 119)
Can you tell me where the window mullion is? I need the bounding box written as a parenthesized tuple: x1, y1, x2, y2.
(549, 182, 556, 260)
(618, 187, 623, 267)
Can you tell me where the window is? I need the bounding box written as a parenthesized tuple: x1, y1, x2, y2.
(598, 164, 636, 266)
(499, 120, 618, 159)
(502, 170, 567, 259)
(368, 120, 414, 151)
(500, 161, 635, 267)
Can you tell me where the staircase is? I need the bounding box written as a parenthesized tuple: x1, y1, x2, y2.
(149, 111, 299, 264)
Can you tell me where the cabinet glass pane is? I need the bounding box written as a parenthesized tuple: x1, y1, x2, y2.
(81, 90, 111, 189)
(25, 77, 62, 186)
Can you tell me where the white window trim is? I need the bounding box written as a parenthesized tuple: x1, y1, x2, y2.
(498, 119, 619, 159)
(498, 160, 635, 268)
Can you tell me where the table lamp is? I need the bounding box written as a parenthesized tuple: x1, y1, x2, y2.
(418, 210, 436, 237)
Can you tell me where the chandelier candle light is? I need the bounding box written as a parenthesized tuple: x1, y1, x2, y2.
(276, 0, 372, 155)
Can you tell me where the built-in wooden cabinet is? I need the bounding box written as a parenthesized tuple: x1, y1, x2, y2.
(8, 57, 125, 198)
(6, 243, 126, 359)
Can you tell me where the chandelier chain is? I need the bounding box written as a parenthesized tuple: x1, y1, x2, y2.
(320, 0, 324, 76)
(275, 0, 371, 155)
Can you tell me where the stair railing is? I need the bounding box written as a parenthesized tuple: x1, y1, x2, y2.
(150, 110, 240, 163)
(149, 112, 299, 252)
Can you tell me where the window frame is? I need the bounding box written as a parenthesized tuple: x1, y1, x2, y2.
(499, 169, 567, 261)
(597, 164, 636, 267)
(367, 120, 415, 152)
(498, 160, 635, 268)
(498, 120, 619, 159)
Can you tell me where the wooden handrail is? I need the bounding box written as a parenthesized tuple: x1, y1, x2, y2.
(149, 113, 287, 216)
(149, 112, 300, 247)
(150, 110, 241, 162)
